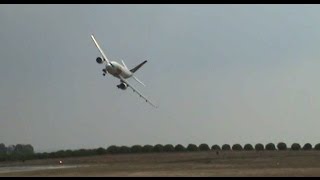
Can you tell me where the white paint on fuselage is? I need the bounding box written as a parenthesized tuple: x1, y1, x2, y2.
(106, 61, 133, 79)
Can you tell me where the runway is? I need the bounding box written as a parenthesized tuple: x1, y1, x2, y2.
(1, 151, 320, 176)
(0, 164, 84, 174)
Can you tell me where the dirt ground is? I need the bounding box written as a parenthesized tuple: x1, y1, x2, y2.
(1, 151, 320, 176)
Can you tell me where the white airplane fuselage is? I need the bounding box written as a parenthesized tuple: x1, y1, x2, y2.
(105, 61, 132, 79)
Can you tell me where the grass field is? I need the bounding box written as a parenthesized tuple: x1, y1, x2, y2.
(1, 151, 320, 176)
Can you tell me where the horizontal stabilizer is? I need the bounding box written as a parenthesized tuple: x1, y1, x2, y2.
(133, 75, 146, 87)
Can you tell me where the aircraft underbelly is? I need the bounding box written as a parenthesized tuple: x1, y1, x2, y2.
(107, 67, 131, 78)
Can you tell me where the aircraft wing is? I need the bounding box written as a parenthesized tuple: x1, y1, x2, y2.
(90, 34, 110, 64)
(118, 76, 157, 108)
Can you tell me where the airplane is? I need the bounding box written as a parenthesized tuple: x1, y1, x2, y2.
(90, 34, 157, 108)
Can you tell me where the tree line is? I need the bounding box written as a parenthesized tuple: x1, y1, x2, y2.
(0, 143, 34, 161)
(1, 142, 320, 162)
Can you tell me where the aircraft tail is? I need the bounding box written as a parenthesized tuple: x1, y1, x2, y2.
(130, 60, 147, 73)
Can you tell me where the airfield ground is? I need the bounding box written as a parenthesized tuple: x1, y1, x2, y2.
(0, 151, 320, 176)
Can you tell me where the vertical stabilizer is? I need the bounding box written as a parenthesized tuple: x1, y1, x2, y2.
(130, 60, 147, 73)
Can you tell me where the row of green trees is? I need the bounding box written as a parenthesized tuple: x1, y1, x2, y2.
(0, 143, 34, 155)
(1, 142, 320, 162)
(31, 142, 320, 160)
(0, 143, 35, 161)
(103, 142, 320, 154)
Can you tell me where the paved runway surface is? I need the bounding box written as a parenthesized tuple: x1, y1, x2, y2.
(0, 165, 86, 174)
(0, 151, 320, 176)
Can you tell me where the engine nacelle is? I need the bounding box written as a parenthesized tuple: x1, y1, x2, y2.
(96, 57, 103, 64)
(117, 83, 128, 90)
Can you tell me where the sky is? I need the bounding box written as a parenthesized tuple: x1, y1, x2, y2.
(1, 4, 320, 152)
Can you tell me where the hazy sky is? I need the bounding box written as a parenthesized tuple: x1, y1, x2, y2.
(1, 4, 320, 152)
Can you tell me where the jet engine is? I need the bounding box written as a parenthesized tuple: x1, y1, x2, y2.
(117, 83, 128, 90)
(96, 57, 103, 64)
